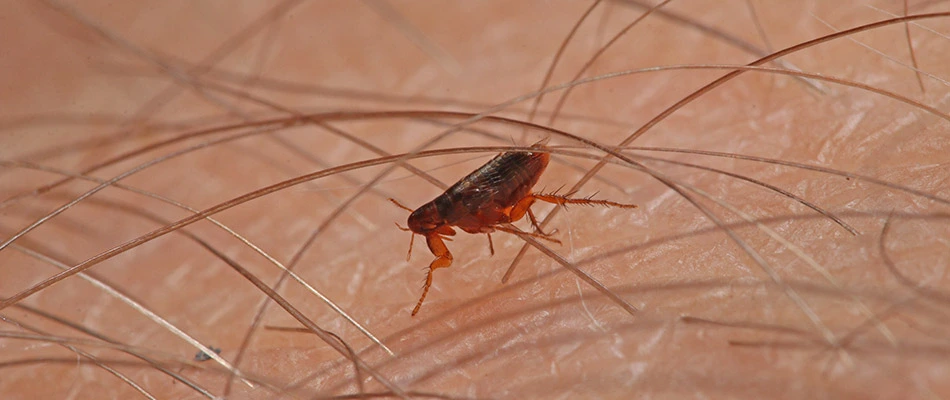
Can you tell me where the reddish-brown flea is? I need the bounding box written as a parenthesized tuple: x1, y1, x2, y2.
(392, 143, 637, 316)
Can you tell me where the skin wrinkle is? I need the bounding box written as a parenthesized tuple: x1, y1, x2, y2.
(1, 1, 949, 399)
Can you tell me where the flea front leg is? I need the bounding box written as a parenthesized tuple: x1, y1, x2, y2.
(413, 234, 454, 316)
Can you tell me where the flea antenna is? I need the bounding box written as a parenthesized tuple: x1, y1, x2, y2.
(388, 198, 414, 212)
(389, 199, 415, 261)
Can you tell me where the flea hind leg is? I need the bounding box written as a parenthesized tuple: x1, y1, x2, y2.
(510, 196, 554, 237)
(531, 192, 638, 209)
(508, 196, 557, 239)
(525, 207, 553, 236)
(413, 234, 454, 316)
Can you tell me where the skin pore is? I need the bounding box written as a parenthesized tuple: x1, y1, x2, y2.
(1, 1, 949, 398)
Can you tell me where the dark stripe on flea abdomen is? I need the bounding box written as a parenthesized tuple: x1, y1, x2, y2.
(443, 151, 548, 218)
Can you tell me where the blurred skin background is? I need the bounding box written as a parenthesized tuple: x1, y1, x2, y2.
(1, 1, 949, 398)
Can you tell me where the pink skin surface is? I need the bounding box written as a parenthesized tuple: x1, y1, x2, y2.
(1, 1, 949, 398)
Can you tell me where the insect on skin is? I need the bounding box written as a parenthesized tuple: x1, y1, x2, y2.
(390, 142, 638, 316)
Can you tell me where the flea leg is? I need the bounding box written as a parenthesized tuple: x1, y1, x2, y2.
(510, 196, 559, 239)
(508, 195, 536, 223)
(531, 193, 638, 209)
(526, 207, 552, 236)
(486, 233, 494, 256)
(404, 232, 415, 261)
(413, 234, 454, 316)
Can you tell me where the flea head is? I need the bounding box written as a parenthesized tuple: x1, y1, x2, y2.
(407, 202, 443, 234)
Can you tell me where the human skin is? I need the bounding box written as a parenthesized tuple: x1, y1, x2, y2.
(1, 1, 949, 399)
